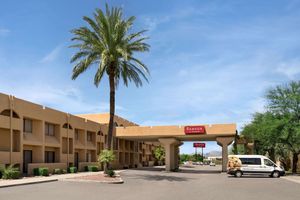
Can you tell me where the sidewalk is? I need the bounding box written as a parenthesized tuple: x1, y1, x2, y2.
(0, 171, 104, 188)
(282, 175, 300, 184)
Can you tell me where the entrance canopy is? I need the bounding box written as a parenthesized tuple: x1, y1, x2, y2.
(116, 123, 237, 141)
(116, 123, 237, 172)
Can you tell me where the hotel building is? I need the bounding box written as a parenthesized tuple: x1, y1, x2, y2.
(0, 92, 158, 175)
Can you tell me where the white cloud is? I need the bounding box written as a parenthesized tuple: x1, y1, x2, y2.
(0, 28, 10, 36)
(40, 45, 64, 63)
(276, 61, 300, 79)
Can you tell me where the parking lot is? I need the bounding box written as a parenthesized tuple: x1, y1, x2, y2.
(0, 166, 299, 200)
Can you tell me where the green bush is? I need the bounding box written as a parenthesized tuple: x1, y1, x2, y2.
(62, 169, 67, 174)
(106, 169, 115, 177)
(0, 164, 4, 179)
(53, 168, 62, 174)
(39, 168, 49, 176)
(85, 165, 99, 172)
(33, 167, 49, 176)
(2, 166, 20, 179)
(68, 167, 77, 173)
(33, 168, 40, 176)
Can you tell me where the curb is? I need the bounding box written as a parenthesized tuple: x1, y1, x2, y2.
(0, 179, 58, 188)
(60, 178, 124, 184)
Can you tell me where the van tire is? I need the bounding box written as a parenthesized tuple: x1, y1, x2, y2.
(235, 170, 243, 178)
(272, 171, 280, 178)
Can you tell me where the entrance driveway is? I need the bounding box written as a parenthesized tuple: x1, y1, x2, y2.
(0, 166, 299, 200)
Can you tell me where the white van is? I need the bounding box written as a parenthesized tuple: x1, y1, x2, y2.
(227, 155, 285, 178)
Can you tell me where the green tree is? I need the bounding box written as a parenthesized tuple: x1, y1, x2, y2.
(70, 4, 150, 150)
(266, 81, 300, 173)
(154, 146, 165, 165)
(180, 154, 192, 163)
(241, 112, 284, 161)
(98, 149, 115, 172)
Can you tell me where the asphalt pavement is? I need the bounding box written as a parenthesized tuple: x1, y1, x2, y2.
(0, 165, 299, 200)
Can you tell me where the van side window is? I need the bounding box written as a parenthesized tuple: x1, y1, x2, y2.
(240, 158, 261, 165)
(264, 159, 274, 166)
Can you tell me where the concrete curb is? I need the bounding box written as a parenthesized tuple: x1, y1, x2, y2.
(0, 178, 58, 188)
(61, 177, 124, 184)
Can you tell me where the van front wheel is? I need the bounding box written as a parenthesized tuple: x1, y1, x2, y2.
(272, 171, 280, 178)
(235, 170, 242, 178)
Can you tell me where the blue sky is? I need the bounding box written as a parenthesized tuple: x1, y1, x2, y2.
(1, 0, 300, 154)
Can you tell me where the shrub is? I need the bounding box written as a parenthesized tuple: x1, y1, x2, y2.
(53, 168, 62, 175)
(39, 168, 49, 176)
(86, 165, 99, 172)
(68, 167, 77, 173)
(0, 164, 4, 179)
(62, 169, 67, 174)
(33, 167, 49, 176)
(98, 149, 115, 172)
(106, 169, 115, 177)
(33, 168, 40, 176)
(2, 165, 20, 179)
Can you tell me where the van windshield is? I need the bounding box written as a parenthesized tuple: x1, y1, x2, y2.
(264, 159, 275, 167)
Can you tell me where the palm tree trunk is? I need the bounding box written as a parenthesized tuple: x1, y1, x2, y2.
(106, 73, 115, 151)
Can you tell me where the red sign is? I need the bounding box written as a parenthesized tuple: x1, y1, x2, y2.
(193, 143, 206, 148)
(184, 126, 206, 134)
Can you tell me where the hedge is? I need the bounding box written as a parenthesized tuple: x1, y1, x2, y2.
(33, 167, 49, 176)
(85, 165, 99, 172)
(68, 167, 77, 173)
(53, 168, 62, 174)
(2, 168, 20, 179)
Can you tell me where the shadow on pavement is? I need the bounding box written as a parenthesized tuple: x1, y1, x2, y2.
(227, 175, 273, 179)
(177, 169, 221, 174)
(125, 174, 190, 182)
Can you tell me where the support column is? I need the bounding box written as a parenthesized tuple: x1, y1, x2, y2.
(174, 142, 183, 170)
(159, 138, 179, 171)
(216, 137, 234, 172)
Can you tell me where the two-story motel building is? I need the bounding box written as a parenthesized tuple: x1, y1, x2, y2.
(0, 92, 237, 174)
(0, 92, 158, 175)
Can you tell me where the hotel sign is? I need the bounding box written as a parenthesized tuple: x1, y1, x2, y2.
(193, 143, 206, 148)
(184, 126, 206, 135)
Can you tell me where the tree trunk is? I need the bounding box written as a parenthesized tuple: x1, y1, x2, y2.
(106, 73, 115, 150)
(292, 153, 299, 173)
(269, 148, 275, 162)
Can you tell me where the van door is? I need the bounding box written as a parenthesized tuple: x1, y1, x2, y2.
(263, 159, 275, 173)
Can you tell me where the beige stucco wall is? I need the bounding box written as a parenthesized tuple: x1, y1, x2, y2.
(0, 92, 157, 172)
(27, 163, 67, 175)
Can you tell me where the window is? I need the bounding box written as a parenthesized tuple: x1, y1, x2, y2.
(45, 123, 55, 136)
(62, 123, 73, 130)
(240, 158, 261, 165)
(23, 118, 33, 133)
(45, 151, 55, 163)
(264, 159, 275, 167)
(113, 138, 119, 150)
(86, 152, 91, 162)
(87, 131, 93, 142)
(0, 109, 20, 118)
(75, 129, 79, 140)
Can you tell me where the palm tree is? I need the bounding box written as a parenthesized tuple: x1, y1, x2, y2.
(70, 4, 150, 150)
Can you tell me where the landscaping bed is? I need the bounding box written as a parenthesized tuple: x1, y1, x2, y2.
(67, 173, 123, 184)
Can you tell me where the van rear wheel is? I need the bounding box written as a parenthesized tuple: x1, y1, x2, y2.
(235, 170, 242, 178)
(272, 171, 280, 178)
